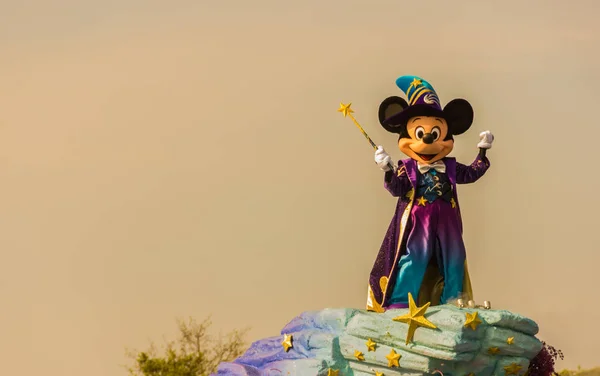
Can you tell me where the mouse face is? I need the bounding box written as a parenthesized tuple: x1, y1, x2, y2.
(378, 95, 474, 164)
(399, 116, 454, 164)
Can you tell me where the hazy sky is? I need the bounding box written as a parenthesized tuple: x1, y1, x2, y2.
(1, 1, 599, 375)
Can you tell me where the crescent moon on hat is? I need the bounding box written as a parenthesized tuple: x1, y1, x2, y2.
(423, 93, 440, 105)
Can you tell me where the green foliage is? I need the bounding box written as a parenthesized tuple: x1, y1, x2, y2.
(126, 316, 250, 376)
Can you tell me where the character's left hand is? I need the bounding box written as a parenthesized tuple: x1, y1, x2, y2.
(477, 130, 494, 149)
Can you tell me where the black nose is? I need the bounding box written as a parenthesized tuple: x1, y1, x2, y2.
(422, 133, 435, 144)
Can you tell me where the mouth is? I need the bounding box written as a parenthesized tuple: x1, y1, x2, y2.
(417, 153, 437, 162)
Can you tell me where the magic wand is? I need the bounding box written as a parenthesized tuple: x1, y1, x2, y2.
(337, 102, 395, 172)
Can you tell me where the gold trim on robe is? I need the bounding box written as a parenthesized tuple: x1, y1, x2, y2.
(366, 188, 415, 311)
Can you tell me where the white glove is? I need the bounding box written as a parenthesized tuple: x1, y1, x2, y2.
(477, 130, 494, 149)
(374, 146, 393, 172)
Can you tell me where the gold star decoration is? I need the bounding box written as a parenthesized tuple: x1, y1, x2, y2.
(281, 334, 293, 352)
(405, 188, 414, 200)
(417, 196, 427, 206)
(337, 103, 354, 117)
(450, 198, 456, 208)
(375, 372, 384, 376)
(385, 349, 401, 367)
(410, 78, 422, 87)
(354, 350, 365, 361)
(504, 363, 523, 375)
(464, 311, 483, 330)
(327, 368, 340, 376)
(488, 347, 500, 355)
(392, 292, 437, 344)
(366, 338, 377, 352)
(507, 336, 515, 345)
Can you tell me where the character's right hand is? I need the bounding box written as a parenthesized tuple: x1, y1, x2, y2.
(374, 146, 393, 172)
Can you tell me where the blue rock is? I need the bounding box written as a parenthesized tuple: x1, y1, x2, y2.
(281, 309, 361, 334)
(215, 304, 544, 376)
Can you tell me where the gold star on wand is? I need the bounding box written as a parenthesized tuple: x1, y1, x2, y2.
(338, 102, 395, 171)
(392, 292, 437, 344)
(337, 102, 377, 149)
(338, 102, 354, 117)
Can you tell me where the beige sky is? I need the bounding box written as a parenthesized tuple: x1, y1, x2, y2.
(1, 0, 599, 375)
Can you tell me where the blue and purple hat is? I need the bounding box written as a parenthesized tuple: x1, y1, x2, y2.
(379, 75, 474, 136)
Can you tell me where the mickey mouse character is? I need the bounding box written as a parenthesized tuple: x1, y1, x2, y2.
(365, 75, 494, 312)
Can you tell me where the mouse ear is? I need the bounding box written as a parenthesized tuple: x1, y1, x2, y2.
(378, 96, 409, 133)
(443, 99, 474, 136)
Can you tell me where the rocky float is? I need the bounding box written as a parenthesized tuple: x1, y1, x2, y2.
(215, 294, 547, 376)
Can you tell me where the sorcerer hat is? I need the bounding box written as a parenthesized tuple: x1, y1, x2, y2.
(379, 75, 474, 136)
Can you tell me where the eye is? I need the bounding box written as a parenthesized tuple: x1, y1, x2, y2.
(414, 127, 425, 140)
(431, 126, 441, 141)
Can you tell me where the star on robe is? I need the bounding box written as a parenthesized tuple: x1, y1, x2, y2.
(450, 198, 456, 208)
(488, 347, 500, 355)
(410, 78, 422, 87)
(504, 363, 523, 375)
(392, 292, 437, 344)
(417, 196, 427, 206)
(507, 336, 515, 345)
(354, 350, 365, 361)
(385, 349, 401, 367)
(375, 372, 384, 376)
(281, 334, 293, 352)
(366, 338, 377, 352)
(327, 368, 340, 376)
(464, 311, 483, 330)
(337, 103, 354, 117)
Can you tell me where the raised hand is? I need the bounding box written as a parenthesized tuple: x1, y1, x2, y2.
(477, 131, 494, 149)
(374, 146, 394, 172)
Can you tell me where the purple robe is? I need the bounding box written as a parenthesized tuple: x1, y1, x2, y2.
(366, 154, 490, 312)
